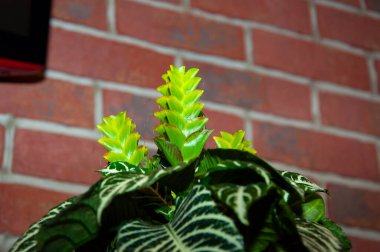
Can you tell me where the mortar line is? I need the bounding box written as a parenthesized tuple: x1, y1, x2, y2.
(0, 233, 17, 252)
(320, 38, 368, 56)
(309, 0, 320, 40)
(311, 82, 322, 128)
(243, 112, 253, 142)
(107, 0, 116, 34)
(2, 116, 15, 174)
(315, 0, 378, 18)
(342, 225, 380, 241)
(94, 81, 104, 126)
(0, 173, 90, 194)
(244, 26, 254, 65)
(182, 0, 190, 11)
(359, 0, 367, 10)
(316, 81, 380, 102)
(174, 53, 184, 67)
(367, 57, 379, 94)
(129, 0, 184, 12)
(46, 70, 94, 86)
(97, 80, 160, 98)
(15, 118, 100, 140)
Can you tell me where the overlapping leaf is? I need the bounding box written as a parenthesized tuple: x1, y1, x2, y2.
(9, 198, 77, 252)
(210, 182, 273, 225)
(115, 185, 244, 252)
(279, 171, 327, 193)
(296, 219, 344, 252)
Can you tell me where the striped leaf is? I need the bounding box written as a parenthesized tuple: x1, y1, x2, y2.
(98, 161, 148, 175)
(98, 160, 198, 223)
(296, 219, 344, 252)
(279, 171, 326, 193)
(9, 198, 76, 252)
(115, 185, 244, 252)
(210, 182, 273, 225)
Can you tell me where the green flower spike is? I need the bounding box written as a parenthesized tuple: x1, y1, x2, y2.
(97, 111, 148, 166)
(154, 65, 213, 166)
(213, 129, 257, 155)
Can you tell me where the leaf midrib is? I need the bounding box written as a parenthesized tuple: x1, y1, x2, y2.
(164, 225, 191, 252)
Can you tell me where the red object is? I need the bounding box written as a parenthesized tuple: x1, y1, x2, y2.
(0, 58, 44, 79)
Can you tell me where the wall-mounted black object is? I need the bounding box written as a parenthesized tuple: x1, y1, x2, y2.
(0, 0, 52, 82)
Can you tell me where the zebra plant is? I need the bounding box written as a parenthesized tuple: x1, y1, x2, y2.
(10, 66, 351, 252)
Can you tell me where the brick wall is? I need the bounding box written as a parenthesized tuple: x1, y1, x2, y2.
(1, 0, 380, 250)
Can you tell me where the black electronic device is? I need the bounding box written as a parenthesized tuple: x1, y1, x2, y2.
(0, 0, 52, 82)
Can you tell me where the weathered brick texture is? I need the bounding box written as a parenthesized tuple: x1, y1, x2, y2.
(0, 79, 94, 128)
(253, 121, 380, 180)
(318, 5, 380, 51)
(13, 129, 105, 184)
(116, 1, 245, 59)
(191, 0, 311, 34)
(253, 29, 370, 90)
(320, 92, 380, 136)
(185, 61, 312, 120)
(52, 0, 108, 30)
(327, 183, 380, 231)
(48, 28, 173, 88)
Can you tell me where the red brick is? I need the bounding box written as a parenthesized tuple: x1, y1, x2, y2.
(185, 61, 312, 120)
(0, 184, 73, 235)
(13, 129, 105, 184)
(349, 236, 380, 252)
(253, 30, 370, 90)
(320, 92, 380, 136)
(327, 183, 380, 231)
(366, 0, 380, 12)
(203, 109, 245, 149)
(47, 28, 173, 88)
(116, 1, 245, 60)
(0, 126, 4, 166)
(375, 60, 380, 92)
(0, 79, 94, 128)
(253, 122, 380, 180)
(102, 90, 160, 141)
(192, 0, 311, 34)
(52, 0, 107, 30)
(318, 6, 380, 51)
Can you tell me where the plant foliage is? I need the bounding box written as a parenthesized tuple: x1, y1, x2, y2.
(10, 66, 351, 252)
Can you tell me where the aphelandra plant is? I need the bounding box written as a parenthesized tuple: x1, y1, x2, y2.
(10, 66, 351, 252)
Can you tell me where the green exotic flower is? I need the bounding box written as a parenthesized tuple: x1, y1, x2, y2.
(154, 65, 212, 166)
(97, 111, 148, 166)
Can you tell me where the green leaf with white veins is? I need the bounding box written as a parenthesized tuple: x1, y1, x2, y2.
(296, 219, 345, 252)
(279, 171, 327, 193)
(210, 182, 273, 226)
(9, 198, 77, 252)
(115, 185, 244, 252)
